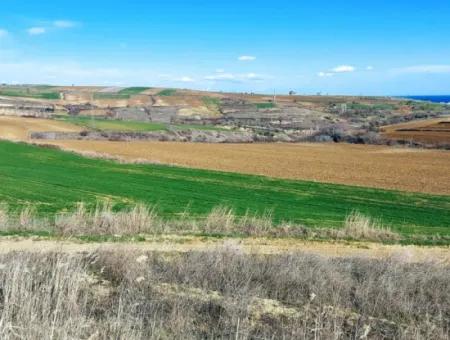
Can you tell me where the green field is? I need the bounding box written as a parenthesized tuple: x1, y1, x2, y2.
(117, 87, 150, 96)
(58, 116, 227, 132)
(0, 86, 60, 100)
(256, 102, 276, 109)
(93, 87, 150, 100)
(58, 116, 168, 132)
(157, 89, 177, 96)
(0, 141, 448, 238)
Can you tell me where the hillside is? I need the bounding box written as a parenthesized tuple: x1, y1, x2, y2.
(1, 84, 449, 146)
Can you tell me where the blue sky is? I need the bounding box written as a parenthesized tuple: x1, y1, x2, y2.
(0, 0, 449, 95)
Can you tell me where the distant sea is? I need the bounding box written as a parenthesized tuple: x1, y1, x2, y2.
(401, 95, 450, 104)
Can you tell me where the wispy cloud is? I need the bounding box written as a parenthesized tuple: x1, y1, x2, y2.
(27, 20, 78, 36)
(243, 73, 264, 80)
(393, 64, 450, 74)
(318, 65, 356, 77)
(176, 76, 195, 83)
(238, 55, 256, 61)
(205, 71, 265, 82)
(0, 29, 8, 38)
(331, 65, 355, 73)
(27, 27, 46, 35)
(53, 20, 78, 28)
(366, 66, 374, 71)
(205, 73, 238, 82)
(318, 72, 334, 77)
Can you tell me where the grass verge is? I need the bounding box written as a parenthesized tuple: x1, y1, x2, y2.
(0, 202, 448, 245)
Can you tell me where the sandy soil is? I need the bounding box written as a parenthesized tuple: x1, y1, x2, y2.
(0, 116, 82, 141)
(0, 237, 447, 264)
(40, 140, 450, 195)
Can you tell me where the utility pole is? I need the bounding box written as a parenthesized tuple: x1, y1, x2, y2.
(273, 89, 277, 103)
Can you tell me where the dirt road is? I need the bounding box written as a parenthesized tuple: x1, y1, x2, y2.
(0, 236, 448, 264)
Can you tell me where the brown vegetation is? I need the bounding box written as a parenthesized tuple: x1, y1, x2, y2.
(0, 249, 448, 339)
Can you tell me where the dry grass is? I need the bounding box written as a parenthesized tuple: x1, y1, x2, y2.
(0, 202, 407, 243)
(55, 202, 160, 235)
(0, 249, 448, 339)
(334, 211, 401, 242)
(37, 140, 450, 194)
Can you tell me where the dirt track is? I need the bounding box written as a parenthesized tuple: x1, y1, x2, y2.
(0, 237, 448, 264)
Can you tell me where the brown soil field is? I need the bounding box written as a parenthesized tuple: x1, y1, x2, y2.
(381, 116, 450, 144)
(1, 116, 449, 195)
(0, 237, 448, 264)
(0, 116, 82, 141)
(41, 140, 450, 195)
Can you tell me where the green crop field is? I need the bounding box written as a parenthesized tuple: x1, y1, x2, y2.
(58, 116, 168, 132)
(93, 87, 150, 100)
(0, 141, 448, 238)
(256, 102, 276, 109)
(118, 87, 150, 96)
(0, 86, 60, 100)
(157, 89, 177, 96)
(57, 116, 227, 132)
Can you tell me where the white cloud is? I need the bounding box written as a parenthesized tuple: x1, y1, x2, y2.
(53, 20, 77, 28)
(0, 29, 8, 38)
(215, 68, 225, 73)
(331, 65, 356, 73)
(318, 65, 356, 78)
(366, 66, 374, 71)
(27, 27, 46, 35)
(205, 72, 265, 82)
(176, 76, 195, 83)
(394, 64, 450, 74)
(243, 73, 264, 80)
(205, 73, 237, 81)
(238, 55, 256, 61)
(318, 72, 334, 77)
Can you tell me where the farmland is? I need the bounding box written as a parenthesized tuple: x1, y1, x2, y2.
(56, 116, 227, 132)
(1, 116, 449, 195)
(0, 140, 449, 238)
(381, 116, 450, 145)
(0, 115, 82, 140)
(42, 139, 450, 195)
(0, 85, 60, 100)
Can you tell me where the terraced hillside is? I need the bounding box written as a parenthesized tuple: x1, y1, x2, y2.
(2, 84, 449, 146)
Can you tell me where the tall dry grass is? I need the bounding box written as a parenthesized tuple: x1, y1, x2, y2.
(333, 211, 401, 242)
(55, 201, 160, 235)
(0, 249, 448, 339)
(0, 201, 403, 242)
